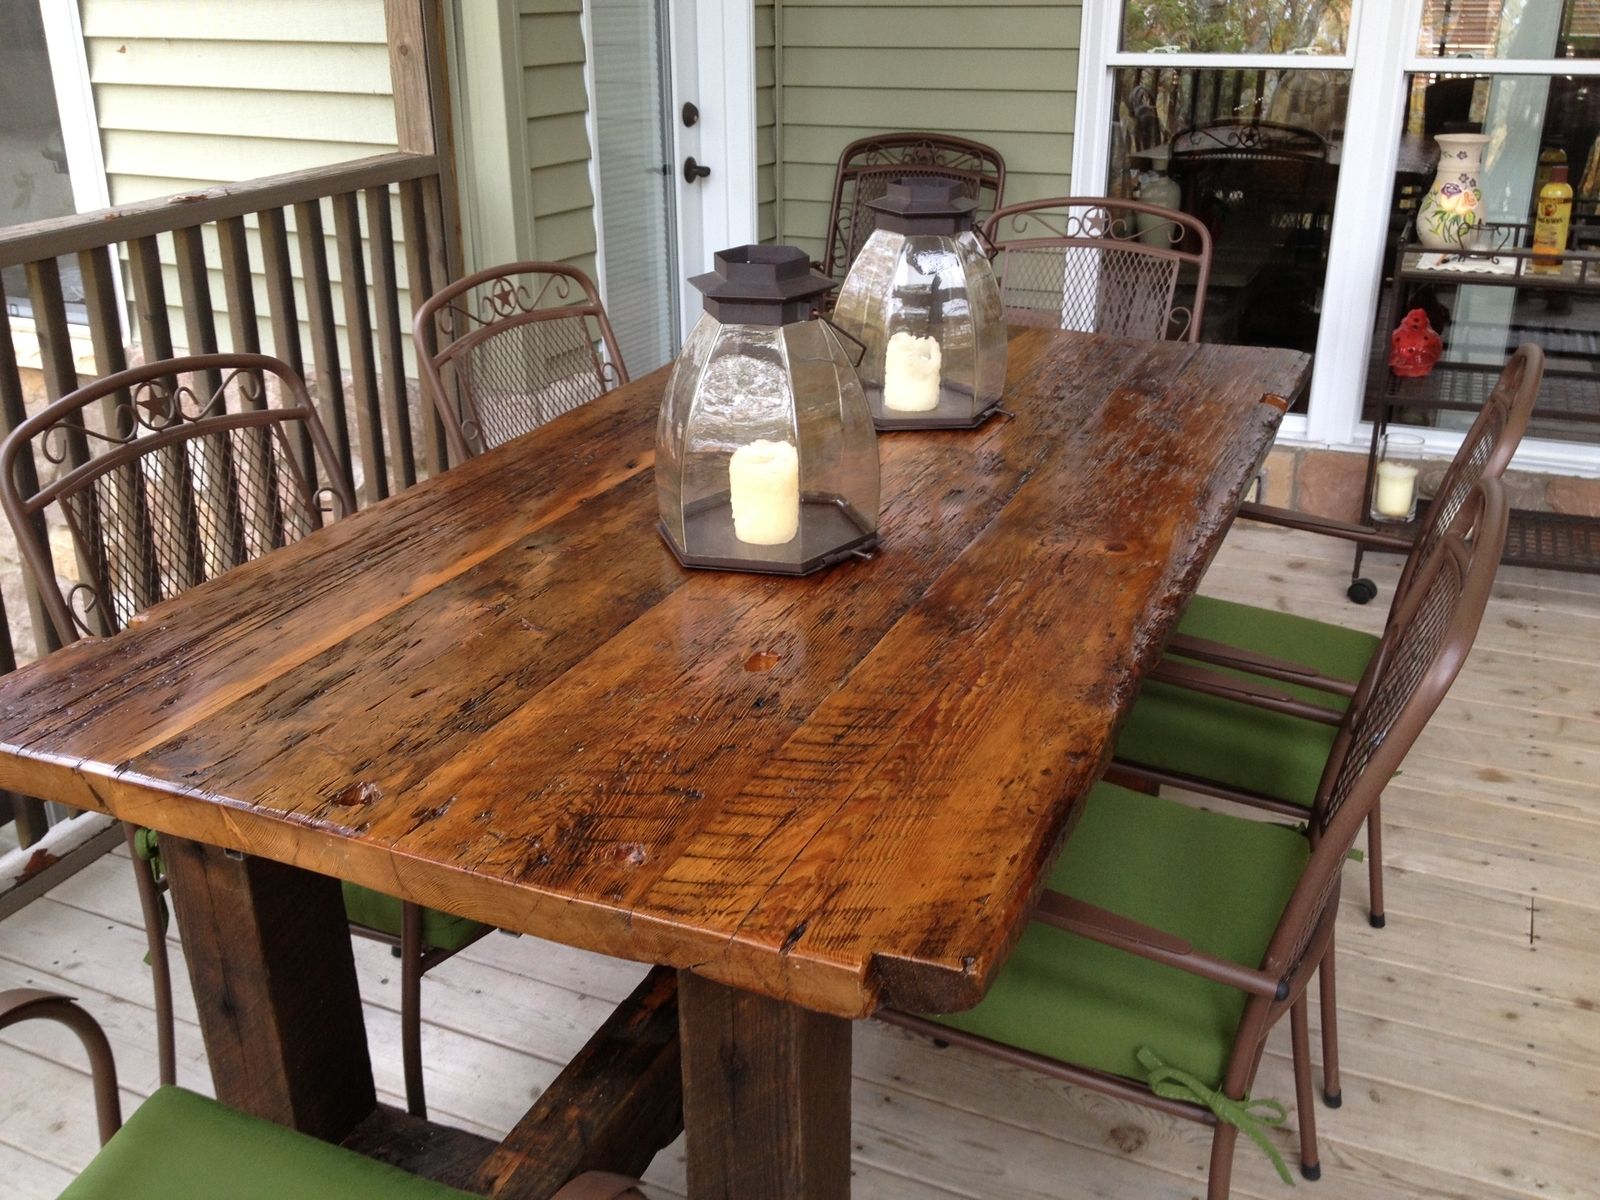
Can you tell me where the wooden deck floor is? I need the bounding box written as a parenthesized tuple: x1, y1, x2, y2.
(1, 523, 1596, 1199)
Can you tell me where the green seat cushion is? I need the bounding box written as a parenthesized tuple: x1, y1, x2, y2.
(931, 783, 1308, 1089)
(60, 1087, 475, 1200)
(341, 883, 489, 953)
(1176, 594, 1380, 689)
(1114, 594, 1376, 807)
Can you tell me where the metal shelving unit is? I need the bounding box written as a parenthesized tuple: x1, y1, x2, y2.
(1355, 222, 1600, 588)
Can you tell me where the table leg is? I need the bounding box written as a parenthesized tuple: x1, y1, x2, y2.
(164, 837, 375, 1140)
(678, 969, 852, 1200)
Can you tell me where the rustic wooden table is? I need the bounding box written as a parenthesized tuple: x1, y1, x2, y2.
(0, 327, 1307, 1199)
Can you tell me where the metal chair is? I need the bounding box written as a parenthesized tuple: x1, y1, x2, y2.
(820, 132, 1006, 281)
(1117, 345, 1543, 925)
(981, 197, 1213, 342)
(0, 988, 650, 1198)
(414, 262, 628, 462)
(887, 480, 1509, 1200)
(0, 354, 486, 1117)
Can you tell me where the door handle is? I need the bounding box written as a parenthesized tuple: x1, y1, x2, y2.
(683, 157, 712, 183)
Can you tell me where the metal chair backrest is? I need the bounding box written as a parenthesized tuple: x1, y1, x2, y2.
(1262, 480, 1507, 1004)
(1170, 119, 1327, 163)
(822, 132, 1006, 281)
(0, 354, 352, 644)
(413, 262, 629, 461)
(1390, 344, 1542, 609)
(981, 197, 1213, 342)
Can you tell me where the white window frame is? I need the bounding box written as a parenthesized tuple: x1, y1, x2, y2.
(1073, 0, 1600, 478)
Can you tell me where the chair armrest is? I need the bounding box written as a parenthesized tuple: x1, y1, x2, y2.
(1147, 660, 1345, 726)
(552, 1174, 649, 1200)
(0, 989, 123, 1142)
(1166, 633, 1360, 699)
(1237, 501, 1415, 552)
(1032, 893, 1285, 1000)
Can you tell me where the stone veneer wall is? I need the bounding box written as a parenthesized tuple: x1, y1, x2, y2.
(1258, 445, 1600, 521)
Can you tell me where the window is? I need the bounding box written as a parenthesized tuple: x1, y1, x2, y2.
(0, 1, 108, 326)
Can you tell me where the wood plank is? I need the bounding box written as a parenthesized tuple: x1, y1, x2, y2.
(364, 185, 418, 491)
(0, 154, 436, 268)
(332, 190, 388, 505)
(399, 175, 449, 476)
(340, 1105, 497, 1191)
(162, 837, 375, 1140)
(478, 966, 682, 1198)
(216, 216, 264, 361)
(0, 284, 64, 656)
(678, 970, 852, 1200)
(292, 198, 355, 493)
(0, 332, 1306, 1020)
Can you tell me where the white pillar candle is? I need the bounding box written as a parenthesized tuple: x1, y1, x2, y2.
(883, 331, 941, 412)
(1373, 460, 1419, 519)
(728, 439, 800, 545)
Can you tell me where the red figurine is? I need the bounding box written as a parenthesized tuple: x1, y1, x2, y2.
(1389, 308, 1443, 378)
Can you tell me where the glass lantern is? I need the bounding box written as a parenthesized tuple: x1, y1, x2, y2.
(656, 245, 880, 575)
(832, 177, 1008, 430)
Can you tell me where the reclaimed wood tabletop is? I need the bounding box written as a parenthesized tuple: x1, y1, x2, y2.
(0, 326, 1305, 1017)
(0, 327, 1306, 1197)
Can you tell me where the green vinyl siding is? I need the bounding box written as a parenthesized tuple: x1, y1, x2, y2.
(519, 0, 597, 277)
(80, 0, 409, 365)
(757, 0, 779, 241)
(774, 0, 1080, 261)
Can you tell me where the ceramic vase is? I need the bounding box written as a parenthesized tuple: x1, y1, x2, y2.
(1417, 133, 1490, 249)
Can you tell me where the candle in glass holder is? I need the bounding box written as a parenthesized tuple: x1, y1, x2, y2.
(883, 331, 941, 412)
(729, 439, 800, 545)
(1373, 460, 1419, 520)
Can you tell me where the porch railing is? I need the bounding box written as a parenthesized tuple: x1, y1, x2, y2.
(0, 150, 455, 916)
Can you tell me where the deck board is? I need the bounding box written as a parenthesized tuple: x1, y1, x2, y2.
(1, 522, 1597, 1198)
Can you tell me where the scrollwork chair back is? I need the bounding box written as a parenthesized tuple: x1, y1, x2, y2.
(981, 197, 1213, 343)
(0, 354, 353, 643)
(823, 132, 1007, 281)
(413, 262, 629, 461)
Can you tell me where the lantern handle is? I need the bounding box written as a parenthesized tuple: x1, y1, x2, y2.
(817, 311, 868, 368)
(972, 224, 999, 260)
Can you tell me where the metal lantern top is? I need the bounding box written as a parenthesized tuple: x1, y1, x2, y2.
(832, 177, 1008, 431)
(865, 177, 980, 234)
(656, 245, 880, 576)
(689, 243, 836, 325)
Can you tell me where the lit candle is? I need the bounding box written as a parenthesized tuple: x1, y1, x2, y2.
(883, 331, 941, 412)
(728, 439, 800, 545)
(1373, 460, 1419, 520)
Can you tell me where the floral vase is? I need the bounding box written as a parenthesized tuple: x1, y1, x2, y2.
(1417, 133, 1490, 249)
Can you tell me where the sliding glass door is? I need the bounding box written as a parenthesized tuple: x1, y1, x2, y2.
(1076, 0, 1600, 473)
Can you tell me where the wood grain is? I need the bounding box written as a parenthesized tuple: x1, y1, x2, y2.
(162, 837, 375, 1139)
(0, 329, 1305, 1020)
(678, 970, 852, 1200)
(478, 966, 682, 1198)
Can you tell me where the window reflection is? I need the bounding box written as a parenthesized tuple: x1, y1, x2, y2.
(0, 3, 82, 320)
(1417, 0, 1600, 60)
(1122, 1, 1351, 56)
(1109, 68, 1350, 397)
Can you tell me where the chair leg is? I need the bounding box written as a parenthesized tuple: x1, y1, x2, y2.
(1290, 996, 1321, 1181)
(1206, 1118, 1239, 1200)
(1319, 940, 1342, 1108)
(123, 824, 176, 1087)
(1366, 802, 1386, 928)
(400, 901, 427, 1118)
